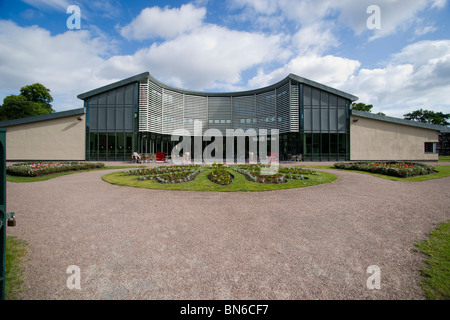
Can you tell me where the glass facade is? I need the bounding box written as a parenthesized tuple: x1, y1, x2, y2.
(301, 85, 350, 161)
(85, 83, 139, 161)
(83, 74, 354, 161)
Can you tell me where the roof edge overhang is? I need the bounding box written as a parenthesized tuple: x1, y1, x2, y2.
(0, 107, 86, 128)
(77, 71, 359, 102)
(351, 109, 450, 133)
(77, 72, 150, 100)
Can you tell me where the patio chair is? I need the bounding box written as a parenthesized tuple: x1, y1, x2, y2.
(155, 152, 166, 163)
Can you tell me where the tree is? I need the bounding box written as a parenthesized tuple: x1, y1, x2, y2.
(352, 102, 374, 112)
(404, 109, 450, 126)
(0, 83, 55, 121)
(20, 83, 54, 113)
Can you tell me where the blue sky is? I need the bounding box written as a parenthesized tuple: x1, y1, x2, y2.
(0, 0, 449, 118)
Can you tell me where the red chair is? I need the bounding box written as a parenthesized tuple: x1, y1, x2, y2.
(156, 152, 166, 162)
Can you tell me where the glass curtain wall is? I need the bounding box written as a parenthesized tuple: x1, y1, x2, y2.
(301, 84, 350, 161)
(85, 83, 138, 161)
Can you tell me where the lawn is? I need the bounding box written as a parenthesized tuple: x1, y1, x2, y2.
(415, 222, 450, 300)
(102, 166, 337, 192)
(439, 155, 450, 162)
(4, 236, 27, 300)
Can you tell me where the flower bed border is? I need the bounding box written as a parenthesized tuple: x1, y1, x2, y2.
(233, 165, 311, 184)
(133, 165, 203, 184)
(7, 161, 105, 177)
(334, 161, 435, 178)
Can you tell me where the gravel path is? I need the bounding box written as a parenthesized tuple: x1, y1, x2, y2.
(6, 164, 450, 300)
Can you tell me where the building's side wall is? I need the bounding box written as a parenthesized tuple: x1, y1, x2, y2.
(350, 115, 439, 161)
(5, 115, 86, 161)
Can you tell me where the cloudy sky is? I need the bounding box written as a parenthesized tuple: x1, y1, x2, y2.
(0, 0, 449, 118)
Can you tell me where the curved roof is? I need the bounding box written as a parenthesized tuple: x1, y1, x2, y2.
(77, 72, 359, 101)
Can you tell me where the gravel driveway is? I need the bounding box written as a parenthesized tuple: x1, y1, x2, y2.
(6, 164, 450, 300)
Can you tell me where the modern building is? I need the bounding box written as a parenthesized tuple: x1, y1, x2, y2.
(1, 72, 449, 162)
(77, 72, 357, 162)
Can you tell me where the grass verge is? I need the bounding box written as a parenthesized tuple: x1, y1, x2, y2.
(5, 236, 28, 300)
(102, 167, 337, 192)
(415, 222, 450, 300)
(306, 165, 450, 181)
(6, 166, 144, 183)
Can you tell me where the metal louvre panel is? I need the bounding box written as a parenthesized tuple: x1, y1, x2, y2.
(290, 83, 299, 132)
(232, 95, 255, 130)
(148, 80, 162, 134)
(162, 89, 183, 135)
(276, 82, 290, 133)
(256, 90, 276, 131)
(184, 94, 208, 135)
(138, 82, 148, 132)
(208, 96, 232, 134)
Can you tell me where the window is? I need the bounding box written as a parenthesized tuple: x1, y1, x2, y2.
(425, 142, 438, 153)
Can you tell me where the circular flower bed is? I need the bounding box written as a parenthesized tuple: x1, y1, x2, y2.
(105, 164, 335, 191)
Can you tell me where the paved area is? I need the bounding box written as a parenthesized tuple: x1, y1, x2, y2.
(6, 162, 450, 300)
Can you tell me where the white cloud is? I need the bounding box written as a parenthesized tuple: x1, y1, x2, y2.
(101, 24, 290, 91)
(0, 20, 114, 110)
(414, 25, 437, 37)
(291, 22, 339, 55)
(345, 40, 450, 116)
(120, 4, 206, 40)
(229, 0, 445, 41)
(20, 0, 71, 11)
(248, 55, 361, 90)
(431, 0, 447, 9)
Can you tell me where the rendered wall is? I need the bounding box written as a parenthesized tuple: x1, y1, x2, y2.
(4, 115, 85, 161)
(350, 115, 439, 161)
